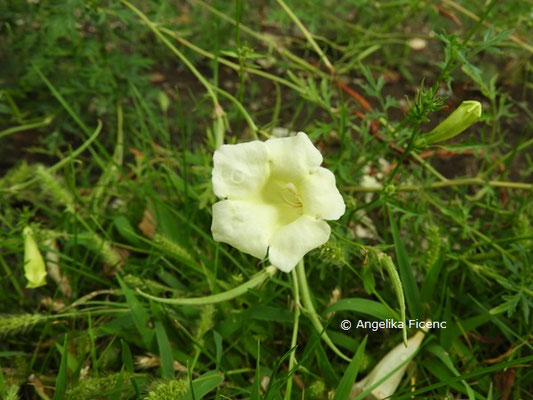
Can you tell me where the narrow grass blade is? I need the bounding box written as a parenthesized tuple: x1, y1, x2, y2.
(250, 340, 261, 400)
(421, 254, 444, 304)
(315, 341, 340, 387)
(117, 275, 155, 350)
(213, 330, 223, 367)
(109, 367, 125, 400)
(121, 339, 140, 397)
(183, 371, 224, 400)
(393, 355, 533, 399)
(334, 335, 367, 400)
(325, 298, 397, 320)
(426, 343, 477, 400)
(263, 345, 297, 399)
(53, 335, 69, 400)
(155, 320, 175, 379)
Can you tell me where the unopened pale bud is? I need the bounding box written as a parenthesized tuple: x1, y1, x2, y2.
(351, 329, 427, 400)
(421, 100, 482, 146)
(158, 90, 170, 113)
(23, 227, 47, 288)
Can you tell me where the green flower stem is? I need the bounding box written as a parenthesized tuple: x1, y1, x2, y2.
(346, 177, 533, 193)
(0, 254, 24, 299)
(376, 117, 448, 183)
(191, 0, 327, 78)
(158, 27, 304, 94)
(440, 0, 533, 54)
(411, 153, 448, 182)
(0, 116, 53, 140)
(120, 0, 225, 146)
(275, 0, 335, 74)
(135, 266, 277, 305)
(285, 265, 301, 400)
(295, 260, 351, 362)
(483, 137, 533, 177)
(1, 120, 102, 194)
(91, 103, 124, 210)
(423, 193, 514, 261)
(211, 86, 260, 139)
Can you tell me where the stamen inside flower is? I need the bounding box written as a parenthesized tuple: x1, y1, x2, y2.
(260, 177, 304, 226)
(280, 182, 303, 209)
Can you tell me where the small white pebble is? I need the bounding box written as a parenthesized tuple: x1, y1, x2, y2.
(408, 38, 427, 51)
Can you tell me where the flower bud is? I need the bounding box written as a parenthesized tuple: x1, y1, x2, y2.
(23, 227, 47, 288)
(351, 329, 427, 400)
(420, 100, 482, 146)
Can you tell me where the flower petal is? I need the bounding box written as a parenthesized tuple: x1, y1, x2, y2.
(268, 215, 330, 272)
(211, 200, 278, 259)
(265, 132, 322, 182)
(212, 141, 269, 199)
(300, 167, 345, 220)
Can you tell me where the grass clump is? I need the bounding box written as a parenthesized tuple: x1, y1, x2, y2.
(142, 379, 189, 400)
(65, 373, 132, 400)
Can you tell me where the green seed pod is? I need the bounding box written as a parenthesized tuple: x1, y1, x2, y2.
(420, 100, 482, 146)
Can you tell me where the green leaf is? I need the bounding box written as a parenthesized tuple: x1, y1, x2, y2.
(155, 320, 175, 379)
(113, 215, 143, 247)
(394, 355, 533, 399)
(334, 335, 367, 400)
(361, 265, 376, 294)
(421, 254, 444, 304)
(53, 335, 69, 400)
(109, 367, 125, 400)
(426, 344, 477, 400)
(213, 330, 223, 367)
(117, 275, 155, 350)
(121, 339, 140, 397)
(182, 371, 224, 400)
(325, 298, 397, 320)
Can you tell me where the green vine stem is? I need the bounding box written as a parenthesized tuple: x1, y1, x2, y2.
(285, 264, 302, 400)
(121, 0, 226, 147)
(135, 266, 277, 305)
(275, 0, 335, 74)
(1, 120, 103, 194)
(295, 260, 351, 362)
(0, 116, 53, 140)
(346, 177, 533, 193)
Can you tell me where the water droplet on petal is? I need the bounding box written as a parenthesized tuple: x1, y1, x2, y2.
(232, 170, 243, 183)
